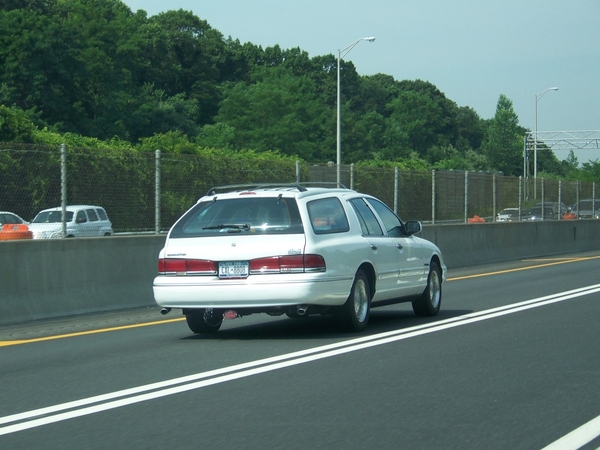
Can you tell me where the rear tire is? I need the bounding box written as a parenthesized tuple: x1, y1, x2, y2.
(185, 309, 223, 333)
(412, 261, 442, 317)
(336, 270, 370, 332)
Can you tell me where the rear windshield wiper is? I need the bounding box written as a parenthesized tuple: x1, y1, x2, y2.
(202, 223, 250, 231)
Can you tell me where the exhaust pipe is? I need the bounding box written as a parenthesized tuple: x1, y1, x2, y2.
(160, 307, 171, 315)
(296, 305, 308, 316)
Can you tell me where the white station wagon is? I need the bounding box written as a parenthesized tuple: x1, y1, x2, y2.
(153, 184, 447, 334)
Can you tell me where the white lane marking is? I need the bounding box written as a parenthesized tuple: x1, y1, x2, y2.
(1, 284, 599, 438)
(541, 415, 600, 450)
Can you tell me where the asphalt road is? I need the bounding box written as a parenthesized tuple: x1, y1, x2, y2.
(1, 252, 599, 450)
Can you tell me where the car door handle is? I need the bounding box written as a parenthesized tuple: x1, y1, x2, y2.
(396, 243, 403, 249)
(370, 245, 377, 251)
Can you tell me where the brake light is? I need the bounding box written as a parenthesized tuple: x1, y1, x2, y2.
(158, 259, 217, 275)
(157, 255, 325, 276)
(249, 254, 325, 274)
(303, 254, 326, 272)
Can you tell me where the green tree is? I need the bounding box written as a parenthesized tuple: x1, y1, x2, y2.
(215, 66, 331, 160)
(0, 105, 36, 142)
(0, 7, 84, 129)
(481, 94, 522, 175)
(141, 9, 225, 125)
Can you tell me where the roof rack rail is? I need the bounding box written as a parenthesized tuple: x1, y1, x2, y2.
(204, 182, 348, 197)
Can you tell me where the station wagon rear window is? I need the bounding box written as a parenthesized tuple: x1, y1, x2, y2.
(169, 197, 304, 238)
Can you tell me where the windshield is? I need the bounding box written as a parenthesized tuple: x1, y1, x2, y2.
(169, 197, 304, 238)
(32, 211, 74, 223)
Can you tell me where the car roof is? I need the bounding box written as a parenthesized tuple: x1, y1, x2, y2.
(200, 183, 358, 202)
(36, 205, 106, 213)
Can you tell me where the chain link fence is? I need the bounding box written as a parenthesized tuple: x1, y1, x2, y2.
(1, 143, 597, 233)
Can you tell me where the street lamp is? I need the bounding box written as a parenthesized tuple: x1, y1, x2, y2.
(337, 36, 375, 186)
(534, 86, 558, 198)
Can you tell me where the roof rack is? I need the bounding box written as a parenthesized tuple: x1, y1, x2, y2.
(204, 182, 348, 197)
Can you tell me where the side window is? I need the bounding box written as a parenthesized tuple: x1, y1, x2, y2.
(96, 208, 108, 221)
(308, 197, 349, 234)
(1, 214, 17, 225)
(86, 209, 99, 221)
(76, 210, 87, 223)
(365, 198, 404, 237)
(349, 199, 383, 236)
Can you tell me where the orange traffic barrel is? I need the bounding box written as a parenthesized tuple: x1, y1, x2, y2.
(0, 223, 33, 240)
(467, 215, 485, 223)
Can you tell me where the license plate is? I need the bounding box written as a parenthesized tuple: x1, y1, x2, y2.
(218, 261, 249, 278)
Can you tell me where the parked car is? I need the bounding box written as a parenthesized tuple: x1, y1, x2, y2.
(496, 208, 520, 222)
(569, 199, 600, 220)
(0, 211, 28, 225)
(153, 183, 447, 334)
(29, 205, 113, 239)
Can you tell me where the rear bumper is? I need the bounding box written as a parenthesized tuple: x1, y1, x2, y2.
(153, 274, 353, 309)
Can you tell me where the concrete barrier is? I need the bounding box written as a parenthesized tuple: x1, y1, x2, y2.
(0, 235, 165, 326)
(420, 220, 600, 269)
(1, 221, 600, 326)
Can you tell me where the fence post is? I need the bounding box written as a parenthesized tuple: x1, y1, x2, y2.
(594, 182, 597, 218)
(296, 160, 301, 183)
(155, 149, 161, 234)
(558, 180, 562, 220)
(464, 171, 469, 223)
(60, 143, 67, 238)
(431, 170, 436, 224)
(541, 178, 545, 220)
(350, 163, 354, 190)
(394, 166, 399, 214)
(493, 173, 497, 222)
(519, 176, 523, 220)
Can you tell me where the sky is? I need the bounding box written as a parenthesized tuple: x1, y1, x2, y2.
(121, 0, 600, 163)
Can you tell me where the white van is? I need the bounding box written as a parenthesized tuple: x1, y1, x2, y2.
(29, 205, 113, 239)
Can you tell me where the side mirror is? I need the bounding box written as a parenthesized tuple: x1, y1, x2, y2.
(405, 220, 422, 236)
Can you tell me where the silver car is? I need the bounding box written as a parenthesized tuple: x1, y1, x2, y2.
(153, 184, 447, 334)
(570, 199, 600, 219)
(29, 205, 113, 238)
(496, 208, 519, 222)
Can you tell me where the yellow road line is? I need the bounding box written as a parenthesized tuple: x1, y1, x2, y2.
(447, 255, 600, 281)
(0, 317, 185, 347)
(2, 254, 600, 347)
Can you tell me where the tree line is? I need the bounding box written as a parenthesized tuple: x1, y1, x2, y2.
(1, 0, 598, 181)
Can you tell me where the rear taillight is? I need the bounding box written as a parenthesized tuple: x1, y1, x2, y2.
(302, 254, 326, 272)
(158, 255, 325, 276)
(158, 259, 217, 275)
(249, 254, 325, 274)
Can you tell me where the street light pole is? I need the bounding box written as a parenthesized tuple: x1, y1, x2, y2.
(534, 86, 558, 198)
(337, 36, 375, 186)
